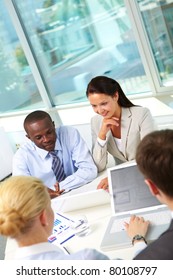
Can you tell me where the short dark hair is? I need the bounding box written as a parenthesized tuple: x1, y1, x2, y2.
(24, 110, 52, 132)
(136, 129, 173, 197)
(86, 76, 135, 107)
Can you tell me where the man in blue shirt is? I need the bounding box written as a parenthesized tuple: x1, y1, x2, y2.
(12, 110, 97, 198)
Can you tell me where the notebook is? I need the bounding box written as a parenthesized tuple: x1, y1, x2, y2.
(51, 188, 111, 213)
(100, 161, 171, 251)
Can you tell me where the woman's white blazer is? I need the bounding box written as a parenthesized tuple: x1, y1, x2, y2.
(91, 106, 156, 172)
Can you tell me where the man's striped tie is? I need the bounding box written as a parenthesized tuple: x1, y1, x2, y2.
(49, 151, 66, 182)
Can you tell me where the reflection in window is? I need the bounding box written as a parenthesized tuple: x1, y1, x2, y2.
(0, 1, 43, 114)
(35, 0, 94, 67)
(138, 0, 173, 86)
(14, 0, 151, 107)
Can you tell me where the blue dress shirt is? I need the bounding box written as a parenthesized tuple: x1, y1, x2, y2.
(12, 126, 97, 191)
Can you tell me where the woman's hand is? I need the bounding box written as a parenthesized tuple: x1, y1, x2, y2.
(98, 117, 119, 140)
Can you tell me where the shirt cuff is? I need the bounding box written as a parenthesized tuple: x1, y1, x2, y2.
(133, 241, 147, 258)
(97, 137, 107, 147)
(59, 181, 71, 193)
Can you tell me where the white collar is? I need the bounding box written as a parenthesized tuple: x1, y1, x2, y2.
(171, 211, 173, 219)
(15, 242, 63, 259)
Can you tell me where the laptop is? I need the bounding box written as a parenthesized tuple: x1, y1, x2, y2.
(51, 188, 111, 213)
(100, 161, 171, 251)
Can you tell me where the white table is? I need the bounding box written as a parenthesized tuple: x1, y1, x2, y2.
(5, 171, 134, 260)
(61, 204, 134, 260)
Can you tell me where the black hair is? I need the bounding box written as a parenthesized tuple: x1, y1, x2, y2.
(86, 76, 135, 107)
(23, 110, 52, 132)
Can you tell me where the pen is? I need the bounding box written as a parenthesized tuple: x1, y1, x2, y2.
(62, 246, 70, 255)
(60, 234, 75, 245)
(57, 212, 74, 222)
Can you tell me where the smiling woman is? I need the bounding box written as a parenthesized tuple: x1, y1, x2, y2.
(86, 76, 135, 140)
(86, 76, 156, 190)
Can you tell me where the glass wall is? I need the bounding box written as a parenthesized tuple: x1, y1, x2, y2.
(138, 0, 173, 87)
(0, 1, 44, 114)
(12, 0, 151, 106)
(1, 0, 173, 115)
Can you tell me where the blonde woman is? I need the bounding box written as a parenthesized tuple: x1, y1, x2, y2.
(0, 176, 108, 260)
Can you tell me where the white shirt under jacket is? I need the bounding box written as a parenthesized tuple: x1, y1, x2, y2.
(91, 106, 156, 172)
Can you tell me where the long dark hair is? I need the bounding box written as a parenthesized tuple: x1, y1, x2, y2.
(86, 76, 135, 107)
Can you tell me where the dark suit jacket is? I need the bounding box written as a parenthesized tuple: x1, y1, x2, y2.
(134, 219, 173, 260)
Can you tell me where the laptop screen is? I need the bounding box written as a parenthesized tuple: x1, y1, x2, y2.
(109, 163, 161, 214)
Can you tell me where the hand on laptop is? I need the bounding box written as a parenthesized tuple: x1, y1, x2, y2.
(97, 177, 109, 192)
(124, 215, 150, 243)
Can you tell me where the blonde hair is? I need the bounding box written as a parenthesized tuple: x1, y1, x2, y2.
(0, 176, 50, 238)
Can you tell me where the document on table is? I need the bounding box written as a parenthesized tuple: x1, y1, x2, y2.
(48, 212, 75, 245)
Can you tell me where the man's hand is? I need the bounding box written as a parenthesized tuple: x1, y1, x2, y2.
(124, 215, 150, 240)
(97, 177, 109, 192)
(48, 182, 65, 199)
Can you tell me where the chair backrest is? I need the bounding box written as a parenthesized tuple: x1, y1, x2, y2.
(0, 127, 14, 181)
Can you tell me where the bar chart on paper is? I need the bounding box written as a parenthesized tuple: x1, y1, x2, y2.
(48, 213, 75, 245)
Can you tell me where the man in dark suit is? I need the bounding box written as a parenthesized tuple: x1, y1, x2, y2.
(125, 129, 173, 260)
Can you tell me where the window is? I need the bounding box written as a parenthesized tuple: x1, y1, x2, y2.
(12, 0, 151, 107)
(0, 1, 44, 114)
(138, 0, 173, 87)
(1, 0, 172, 116)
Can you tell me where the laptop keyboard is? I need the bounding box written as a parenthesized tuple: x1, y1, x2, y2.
(111, 209, 171, 233)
